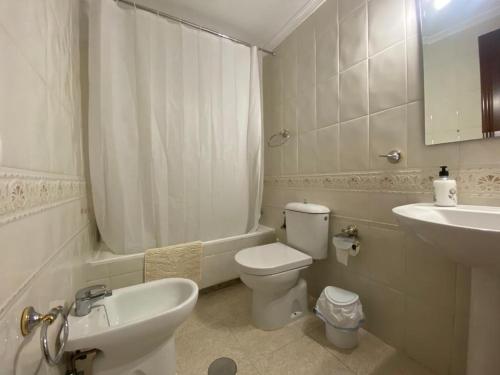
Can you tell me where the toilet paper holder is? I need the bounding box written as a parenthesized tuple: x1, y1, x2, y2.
(333, 225, 360, 265)
(335, 225, 360, 254)
(341, 225, 358, 237)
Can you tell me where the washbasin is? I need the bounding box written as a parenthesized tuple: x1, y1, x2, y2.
(393, 203, 500, 374)
(66, 278, 198, 375)
(393, 203, 500, 268)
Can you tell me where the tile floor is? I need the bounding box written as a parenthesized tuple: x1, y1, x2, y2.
(176, 282, 435, 375)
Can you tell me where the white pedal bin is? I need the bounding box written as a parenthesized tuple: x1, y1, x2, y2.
(314, 286, 364, 349)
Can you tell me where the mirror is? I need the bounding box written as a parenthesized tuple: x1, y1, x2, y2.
(421, 0, 500, 145)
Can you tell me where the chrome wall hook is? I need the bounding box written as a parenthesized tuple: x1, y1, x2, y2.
(378, 150, 402, 163)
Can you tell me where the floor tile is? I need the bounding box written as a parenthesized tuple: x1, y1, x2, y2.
(372, 352, 435, 375)
(307, 326, 396, 374)
(176, 319, 249, 375)
(176, 283, 435, 375)
(254, 334, 354, 375)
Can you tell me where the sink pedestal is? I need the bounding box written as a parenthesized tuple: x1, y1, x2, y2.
(467, 268, 500, 374)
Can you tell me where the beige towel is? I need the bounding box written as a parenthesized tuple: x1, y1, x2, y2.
(144, 241, 202, 284)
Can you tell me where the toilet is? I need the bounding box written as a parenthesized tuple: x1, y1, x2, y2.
(235, 202, 330, 330)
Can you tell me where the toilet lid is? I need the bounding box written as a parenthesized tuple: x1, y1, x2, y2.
(324, 286, 359, 306)
(235, 243, 312, 276)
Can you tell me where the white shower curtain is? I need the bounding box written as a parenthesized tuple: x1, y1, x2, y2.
(88, 0, 263, 254)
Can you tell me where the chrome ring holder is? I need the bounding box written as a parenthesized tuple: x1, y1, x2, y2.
(20, 305, 69, 366)
(267, 129, 291, 147)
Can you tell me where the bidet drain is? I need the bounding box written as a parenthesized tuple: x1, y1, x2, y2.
(208, 357, 237, 375)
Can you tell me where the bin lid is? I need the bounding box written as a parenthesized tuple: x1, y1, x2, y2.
(325, 286, 359, 306)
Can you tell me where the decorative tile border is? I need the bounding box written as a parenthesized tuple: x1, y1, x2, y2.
(264, 168, 500, 197)
(0, 169, 86, 225)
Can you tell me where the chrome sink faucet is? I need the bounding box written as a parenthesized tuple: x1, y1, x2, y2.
(74, 285, 112, 317)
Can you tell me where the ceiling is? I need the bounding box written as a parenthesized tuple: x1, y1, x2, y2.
(135, 0, 324, 49)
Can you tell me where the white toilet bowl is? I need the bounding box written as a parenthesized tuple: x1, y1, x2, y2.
(235, 202, 330, 331)
(235, 242, 312, 330)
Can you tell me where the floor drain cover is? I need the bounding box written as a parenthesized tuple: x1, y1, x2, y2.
(208, 357, 237, 375)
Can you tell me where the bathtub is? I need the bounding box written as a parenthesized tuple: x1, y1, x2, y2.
(84, 225, 276, 289)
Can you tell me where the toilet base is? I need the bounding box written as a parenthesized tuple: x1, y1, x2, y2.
(251, 278, 308, 330)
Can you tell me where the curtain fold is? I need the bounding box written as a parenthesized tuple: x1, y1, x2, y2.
(89, 0, 263, 254)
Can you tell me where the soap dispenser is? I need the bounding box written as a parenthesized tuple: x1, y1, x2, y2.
(433, 166, 457, 207)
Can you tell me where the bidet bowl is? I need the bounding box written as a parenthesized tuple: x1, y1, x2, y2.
(66, 278, 198, 374)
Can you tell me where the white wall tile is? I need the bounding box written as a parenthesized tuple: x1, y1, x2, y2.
(369, 42, 406, 113)
(296, 17, 315, 58)
(0, 8, 94, 370)
(405, 235, 457, 311)
(363, 278, 406, 348)
(459, 137, 500, 167)
(315, 0, 338, 36)
(297, 83, 316, 132)
(316, 27, 338, 82)
(109, 271, 143, 289)
(282, 135, 299, 174)
(316, 75, 339, 128)
(338, 0, 365, 21)
(368, 192, 408, 224)
(339, 116, 369, 171)
(361, 226, 406, 290)
(368, 0, 405, 56)
(404, 297, 454, 375)
(264, 146, 281, 176)
(283, 96, 297, 134)
(340, 61, 368, 122)
(0, 0, 47, 80)
(281, 36, 298, 101)
(0, 29, 48, 171)
(298, 130, 317, 173)
(316, 124, 339, 172)
(339, 5, 367, 71)
(297, 49, 316, 96)
(407, 35, 424, 102)
(369, 105, 407, 170)
(261, 0, 500, 372)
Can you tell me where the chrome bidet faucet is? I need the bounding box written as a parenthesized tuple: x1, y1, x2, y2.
(74, 285, 112, 317)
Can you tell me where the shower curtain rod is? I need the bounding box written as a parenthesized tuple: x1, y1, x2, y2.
(115, 0, 276, 56)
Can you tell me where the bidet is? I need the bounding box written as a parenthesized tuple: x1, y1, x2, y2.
(65, 278, 198, 375)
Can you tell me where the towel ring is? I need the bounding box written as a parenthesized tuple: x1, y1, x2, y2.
(20, 305, 69, 366)
(267, 129, 291, 147)
(40, 306, 69, 366)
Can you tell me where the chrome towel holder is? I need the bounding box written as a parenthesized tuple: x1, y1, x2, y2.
(267, 129, 291, 147)
(20, 305, 69, 366)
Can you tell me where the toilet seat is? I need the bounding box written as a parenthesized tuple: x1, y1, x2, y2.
(324, 286, 359, 306)
(235, 242, 312, 276)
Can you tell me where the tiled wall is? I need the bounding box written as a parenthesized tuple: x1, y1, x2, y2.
(0, 1, 96, 374)
(261, 1, 500, 374)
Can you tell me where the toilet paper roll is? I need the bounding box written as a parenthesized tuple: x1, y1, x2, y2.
(336, 248, 349, 266)
(333, 236, 360, 266)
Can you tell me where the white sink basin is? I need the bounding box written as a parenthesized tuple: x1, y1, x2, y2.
(393, 203, 500, 268)
(66, 278, 198, 375)
(393, 203, 500, 375)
